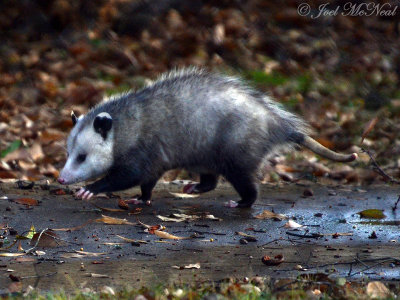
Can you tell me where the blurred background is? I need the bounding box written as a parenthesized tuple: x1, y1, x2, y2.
(0, 0, 399, 185)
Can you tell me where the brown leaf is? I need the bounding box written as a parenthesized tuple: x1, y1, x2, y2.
(30, 230, 61, 248)
(254, 210, 286, 220)
(118, 199, 129, 210)
(361, 117, 378, 144)
(7, 281, 22, 293)
(153, 230, 187, 240)
(95, 215, 135, 225)
(367, 281, 390, 298)
(14, 198, 38, 206)
(116, 235, 148, 244)
(262, 254, 284, 266)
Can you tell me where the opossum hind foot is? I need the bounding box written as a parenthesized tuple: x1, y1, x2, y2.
(183, 174, 218, 194)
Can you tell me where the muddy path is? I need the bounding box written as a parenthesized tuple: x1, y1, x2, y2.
(0, 181, 399, 292)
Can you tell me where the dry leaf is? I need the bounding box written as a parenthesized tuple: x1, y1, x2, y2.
(14, 198, 38, 206)
(153, 230, 187, 240)
(118, 199, 129, 210)
(86, 273, 109, 278)
(0, 253, 26, 257)
(116, 235, 148, 244)
(95, 215, 135, 225)
(367, 281, 390, 299)
(30, 230, 61, 247)
(74, 250, 105, 257)
(358, 209, 386, 219)
(172, 263, 201, 269)
(262, 254, 284, 266)
(361, 117, 378, 144)
(169, 192, 199, 198)
(255, 210, 287, 220)
(284, 220, 304, 229)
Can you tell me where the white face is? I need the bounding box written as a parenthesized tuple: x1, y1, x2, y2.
(59, 113, 114, 184)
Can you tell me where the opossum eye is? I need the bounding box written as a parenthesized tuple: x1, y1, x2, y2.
(76, 154, 87, 164)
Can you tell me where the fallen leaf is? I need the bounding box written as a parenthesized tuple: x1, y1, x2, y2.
(17, 241, 23, 252)
(172, 263, 201, 269)
(95, 215, 135, 225)
(74, 250, 105, 257)
(361, 117, 378, 144)
(169, 192, 199, 198)
(16, 224, 36, 240)
(1, 140, 21, 158)
(14, 198, 38, 206)
(86, 273, 109, 278)
(7, 281, 22, 293)
(153, 230, 187, 240)
(15, 257, 35, 262)
(116, 235, 148, 244)
(236, 232, 257, 242)
(30, 230, 61, 247)
(157, 213, 221, 222)
(358, 209, 385, 219)
(118, 199, 129, 210)
(284, 220, 304, 229)
(262, 254, 284, 266)
(0, 253, 25, 257)
(255, 210, 287, 220)
(367, 281, 390, 299)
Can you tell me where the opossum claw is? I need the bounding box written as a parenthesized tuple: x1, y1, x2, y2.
(82, 190, 91, 200)
(75, 187, 86, 198)
(224, 200, 239, 208)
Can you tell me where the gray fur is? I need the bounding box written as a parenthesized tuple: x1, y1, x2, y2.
(59, 68, 355, 207)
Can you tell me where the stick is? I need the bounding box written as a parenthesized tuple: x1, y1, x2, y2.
(361, 148, 400, 184)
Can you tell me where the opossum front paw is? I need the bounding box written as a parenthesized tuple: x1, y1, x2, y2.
(75, 187, 94, 200)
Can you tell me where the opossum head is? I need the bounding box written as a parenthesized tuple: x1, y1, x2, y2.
(58, 111, 114, 185)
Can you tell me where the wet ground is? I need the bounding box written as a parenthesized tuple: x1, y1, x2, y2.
(0, 181, 399, 292)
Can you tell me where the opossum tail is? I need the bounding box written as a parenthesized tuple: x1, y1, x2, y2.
(297, 134, 357, 162)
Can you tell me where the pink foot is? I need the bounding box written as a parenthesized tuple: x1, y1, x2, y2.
(224, 200, 239, 208)
(125, 198, 143, 205)
(183, 183, 196, 194)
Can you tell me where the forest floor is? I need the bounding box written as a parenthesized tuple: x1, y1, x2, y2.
(0, 181, 399, 296)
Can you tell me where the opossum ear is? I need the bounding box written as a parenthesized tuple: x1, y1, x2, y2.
(94, 112, 112, 139)
(71, 111, 78, 126)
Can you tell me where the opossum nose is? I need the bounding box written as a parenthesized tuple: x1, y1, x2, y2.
(57, 177, 66, 184)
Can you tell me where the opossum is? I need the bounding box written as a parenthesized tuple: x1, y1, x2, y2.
(58, 68, 357, 208)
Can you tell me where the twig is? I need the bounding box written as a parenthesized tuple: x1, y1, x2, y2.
(286, 231, 323, 239)
(361, 147, 400, 184)
(392, 195, 400, 212)
(348, 258, 394, 277)
(25, 228, 48, 254)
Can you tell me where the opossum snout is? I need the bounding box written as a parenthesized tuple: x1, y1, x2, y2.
(57, 177, 66, 184)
